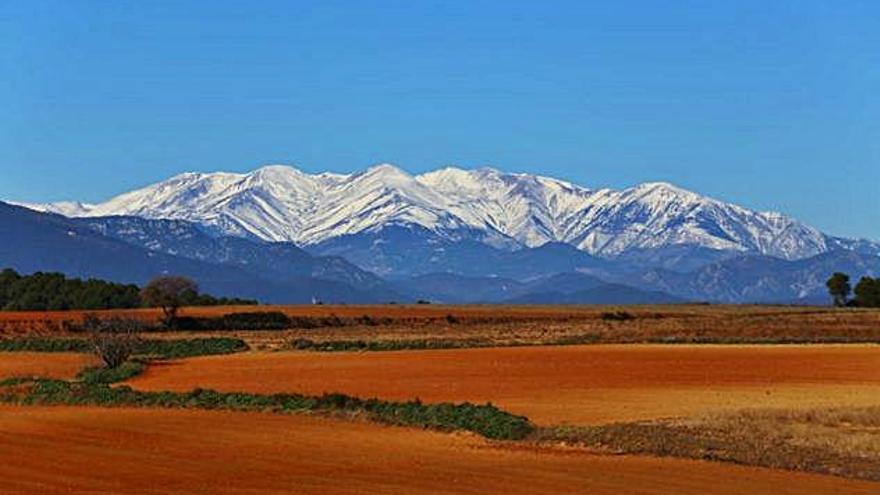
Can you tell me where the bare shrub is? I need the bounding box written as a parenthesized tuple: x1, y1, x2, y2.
(84, 315, 143, 369)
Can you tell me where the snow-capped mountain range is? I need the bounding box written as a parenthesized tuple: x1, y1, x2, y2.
(16, 163, 873, 261)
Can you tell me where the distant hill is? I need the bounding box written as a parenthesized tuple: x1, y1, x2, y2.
(74, 215, 389, 290)
(390, 273, 524, 304)
(503, 283, 684, 305)
(392, 271, 679, 304)
(0, 202, 398, 304)
(633, 250, 880, 304)
(313, 225, 615, 280)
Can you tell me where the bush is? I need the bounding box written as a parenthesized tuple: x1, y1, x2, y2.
(167, 312, 292, 331)
(85, 317, 143, 369)
(601, 311, 635, 322)
(78, 361, 146, 384)
(135, 338, 249, 359)
(220, 311, 290, 330)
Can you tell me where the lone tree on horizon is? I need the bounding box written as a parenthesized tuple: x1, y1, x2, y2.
(825, 272, 851, 307)
(140, 275, 198, 326)
(854, 276, 880, 308)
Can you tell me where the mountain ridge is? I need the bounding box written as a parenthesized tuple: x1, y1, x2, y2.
(17, 163, 875, 262)
(0, 201, 400, 304)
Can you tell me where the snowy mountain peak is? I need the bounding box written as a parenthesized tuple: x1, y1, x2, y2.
(13, 164, 864, 260)
(364, 162, 407, 175)
(628, 181, 706, 203)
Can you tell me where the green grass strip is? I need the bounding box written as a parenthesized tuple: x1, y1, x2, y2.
(0, 337, 249, 358)
(287, 338, 492, 352)
(0, 338, 91, 353)
(77, 361, 146, 385)
(0, 379, 534, 441)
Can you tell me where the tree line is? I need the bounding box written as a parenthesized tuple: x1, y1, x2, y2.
(0, 269, 257, 311)
(826, 272, 880, 308)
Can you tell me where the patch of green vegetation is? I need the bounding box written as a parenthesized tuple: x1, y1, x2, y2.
(0, 338, 91, 353)
(78, 361, 146, 384)
(601, 311, 635, 322)
(287, 334, 609, 353)
(173, 312, 401, 331)
(0, 337, 249, 358)
(0, 269, 259, 312)
(0, 376, 34, 387)
(135, 337, 249, 359)
(287, 338, 491, 352)
(174, 311, 291, 330)
(0, 378, 533, 440)
(549, 334, 602, 345)
(0, 268, 142, 311)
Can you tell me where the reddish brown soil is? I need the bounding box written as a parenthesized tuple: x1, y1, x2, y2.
(0, 406, 876, 495)
(128, 345, 880, 424)
(0, 352, 97, 380)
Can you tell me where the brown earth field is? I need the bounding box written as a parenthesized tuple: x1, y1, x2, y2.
(1, 405, 877, 495)
(0, 352, 97, 381)
(127, 344, 880, 425)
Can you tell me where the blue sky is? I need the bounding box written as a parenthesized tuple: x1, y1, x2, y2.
(2, 1, 878, 239)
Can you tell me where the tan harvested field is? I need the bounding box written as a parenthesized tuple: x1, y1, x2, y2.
(0, 352, 97, 381)
(0, 405, 877, 495)
(127, 344, 880, 424)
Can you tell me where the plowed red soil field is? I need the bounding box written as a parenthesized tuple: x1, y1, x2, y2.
(128, 345, 880, 424)
(0, 352, 97, 380)
(0, 406, 876, 495)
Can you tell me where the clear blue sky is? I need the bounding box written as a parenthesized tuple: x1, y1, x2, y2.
(2, 1, 878, 239)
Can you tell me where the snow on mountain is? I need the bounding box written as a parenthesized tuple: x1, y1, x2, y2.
(17, 163, 872, 260)
(558, 182, 830, 258)
(416, 167, 595, 247)
(9, 200, 96, 218)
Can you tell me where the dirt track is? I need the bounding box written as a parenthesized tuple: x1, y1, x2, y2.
(0, 352, 97, 380)
(128, 344, 880, 424)
(0, 406, 876, 495)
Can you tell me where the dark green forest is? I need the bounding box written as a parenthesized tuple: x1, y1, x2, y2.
(0, 269, 256, 311)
